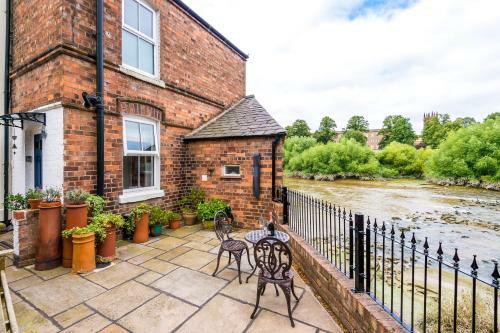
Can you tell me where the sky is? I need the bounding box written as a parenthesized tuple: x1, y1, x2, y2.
(183, 0, 500, 133)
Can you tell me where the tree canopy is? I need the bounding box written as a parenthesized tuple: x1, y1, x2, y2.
(313, 116, 337, 144)
(422, 114, 462, 148)
(485, 112, 500, 121)
(286, 119, 311, 137)
(379, 115, 417, 148)
(343, 129, 367, 145)
(346, 115, 369, 132)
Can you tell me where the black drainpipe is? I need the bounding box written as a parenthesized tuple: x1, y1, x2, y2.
(83, 0, 105, 196)
(271, 134, 284, 200)
(3, 0, 12, 223)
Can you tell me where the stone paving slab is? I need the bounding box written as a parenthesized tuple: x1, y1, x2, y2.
(116, 243, 152, 261)
(156, 246, 191, 261)
(86, 261, 146, 289)
(248, 309, 317, 333)
(134, 271, 163, 285)
(127, 248, 164, 265)
(26, 265, 71, 280)
(170, 249, 217, 270)
(54, 304, 94, 328)
(61, 313, 111, 333)
(293, 292, 343, 332)
(9, 274, 43, 291)
(14, 301, 60, 333)
(99, 324, 128, 333)
(140, 258, 177, 274)
(148, 236, 189, 251)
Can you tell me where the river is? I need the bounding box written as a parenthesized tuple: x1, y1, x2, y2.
(285, 177, 500, 277)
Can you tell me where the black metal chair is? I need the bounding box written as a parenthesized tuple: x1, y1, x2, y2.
(212, 211, 253, 284)
(250, 237, 300, 327)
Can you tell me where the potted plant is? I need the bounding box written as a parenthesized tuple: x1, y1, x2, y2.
(197, 198, 231, 230)
(62, 188, 90, 268)
(86, 194, 106, 219)
(93, 213, 124, 263)
(149, 206, 168, 237)
(26, 189, 43, 209)
(6, 193, 28, 211)
(177, 188, 205, 225)
(169, 211, 182, 229)
(35, 187, 62, 271)
(62, 223, 104, 273)
(128, 203, 152, 244)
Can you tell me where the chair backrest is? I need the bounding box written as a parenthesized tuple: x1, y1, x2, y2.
(214, 211, 232, 242)
(253, 237, 292, 281)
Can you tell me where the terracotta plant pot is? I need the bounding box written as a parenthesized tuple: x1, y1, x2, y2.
(63, 203, 88, 268)
(72, 233, 96, 273)
(35, 201, 62, 271)
(133, 213, 150, 244)
(169, 218, 181, 229)
(97, 225, 116, 263)
(182, 212, 197, 226)
(28, 199, 42, 210)
(150, 224, 162, 237)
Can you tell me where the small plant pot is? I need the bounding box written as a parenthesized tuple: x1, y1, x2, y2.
(28, 199, 42, 210)
(35, 201, 62, 271)
(202, 220, 214, 230)
(72, 233, 96, 273)
(63, 203, 88, 268)
(97, 225, 116, 263)
(182, 212, 197, 226)
(150, 224, 162, 237)
(169, 218, 181, 229)
(133, 213, 150, 244)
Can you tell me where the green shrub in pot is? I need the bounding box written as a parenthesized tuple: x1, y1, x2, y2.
(6, 193, 28, 211)
(197, 199, 230, 230)
(149, 206, 169, 236)
(86, 195, 106, 218)
(177, 188, 205, 225)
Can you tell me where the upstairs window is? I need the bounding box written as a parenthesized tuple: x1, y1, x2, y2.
(122, 0, 157, 76)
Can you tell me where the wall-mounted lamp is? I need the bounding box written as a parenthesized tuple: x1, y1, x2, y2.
(41, 126, 48, 139)
(207, 168, 215, 177)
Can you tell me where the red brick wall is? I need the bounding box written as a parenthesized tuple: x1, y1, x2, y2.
(185, 137, 284, 228)
(12, 210, 40, 268)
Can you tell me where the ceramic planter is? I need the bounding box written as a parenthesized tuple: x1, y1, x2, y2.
(133, 213, 150, 243)
(97, 225, 116, 263)
(35, 201, 62, 271)
(169, 218, 181, 229)
(63, 203, 88, 268)
(182, 212, 197, 226)
(72, 233, 96, 273)
(150, 224, 162, 237)
(28, 199, 42, 210)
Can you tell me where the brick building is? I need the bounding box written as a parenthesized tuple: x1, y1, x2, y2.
(1, 0, 285, 227)
(333, 129, 383, 150)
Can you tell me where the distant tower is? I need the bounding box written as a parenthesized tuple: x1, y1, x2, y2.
(423, 111, 438, 123)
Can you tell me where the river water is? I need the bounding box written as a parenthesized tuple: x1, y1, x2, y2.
(285, 177, 500, 277)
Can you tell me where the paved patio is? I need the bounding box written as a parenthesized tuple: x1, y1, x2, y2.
(6, 225, 343, 332)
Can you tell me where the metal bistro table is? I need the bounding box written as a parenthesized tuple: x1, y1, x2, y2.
(244, 229, 290, 283)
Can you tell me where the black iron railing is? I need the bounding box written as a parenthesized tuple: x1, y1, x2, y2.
(283, 187, 499, 333)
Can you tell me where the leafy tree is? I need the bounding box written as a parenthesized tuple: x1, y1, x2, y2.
(343, 129, 367, 145)
(283, 136, 317, 168)
(455, 117, 476, 128)
(286, 119, 311, 137)
(313, 116, 337, 144)
(422, 114, 462, 148)
(346, 115, 369, 132)
(377, 142, 433, 177)
(485, 112, 500, 121)
(379, 115, 417, 148)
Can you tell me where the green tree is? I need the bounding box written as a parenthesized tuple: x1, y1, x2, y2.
(379, 115, 417, 148)
(313, 116, 337, 144)
(343, 129, 367, 145)
(422, 114, 462, 148)
(377, 142, 433, 177)
(286, 119, 311, 137)
(283, 136, 317, 168)
(346, 115, 369, 132)
(455, 117, 476, 128)
(485, 112, 500, 121)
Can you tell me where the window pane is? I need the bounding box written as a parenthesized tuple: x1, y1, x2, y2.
(139, 5, 153, 38)
(124, 156, 139, 189)
(140, 123, 156, 151)
(225, 166, 240, 175)
(122, 30, 138, 68)
(124, 0, 138, 29)
(125, 120, 141, 150)
(140, 156, 154, 187)
(138, 39, 154, 74)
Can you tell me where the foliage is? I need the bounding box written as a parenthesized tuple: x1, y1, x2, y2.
(92, 213, 125, 229)
(313, 116, 337, 144)
(150, 206, 170, 226)
(169, 211, 181, 221)
(6, 194, 27, 210)
(426, 119, 500, 181)
(126, 203, 153, 232)
(346, 115, 369, 132)
(422, 114, 462, 148)
(86, 195, 106, 217)
(287, 139, 379, 176)
(177, 188, 205, 213)
(484, 112, 500, 121)
(285, 119, 311, 137)
(455, 117, 476, 128)
(343, 129, 367, 145)
(43, 187, 61, 202)
(62, 223, 106, 242)
(376, 142, 433, 177)
(65, 188, 90, 205)
(26, 188, 43, 200)
(197, 199, 230, 221)
(283, 136, 318, 168)
(379, 115, 417, 148)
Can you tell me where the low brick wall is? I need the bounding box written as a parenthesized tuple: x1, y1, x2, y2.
(277, 222, 405, 333)
(12, 210, 40, 268)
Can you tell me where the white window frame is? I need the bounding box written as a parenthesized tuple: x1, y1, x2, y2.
(122, 116, 161, 195)
(222, 165, 241, 177)
(121, 0, 159, 78)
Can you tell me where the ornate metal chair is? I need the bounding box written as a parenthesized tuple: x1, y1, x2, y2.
(250, 237, 300, 327)
(212, 211, 253, 284)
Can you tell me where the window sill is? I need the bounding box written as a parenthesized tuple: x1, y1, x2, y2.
(119, 66, 166, 88)
(118, 189, 165, 204)
(221, 176, 242, 179)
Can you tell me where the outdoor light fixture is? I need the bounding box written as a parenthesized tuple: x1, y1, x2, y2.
(41, 126, 47, 139)
(208, 167, 215, 176)
(82, 92, 102, 108)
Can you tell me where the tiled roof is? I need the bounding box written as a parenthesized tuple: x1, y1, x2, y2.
(184, 95, 286, 140)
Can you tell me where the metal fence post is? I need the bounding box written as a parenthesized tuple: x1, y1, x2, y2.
(354, 214, 365, 293)
(282, 187, 288, 224)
